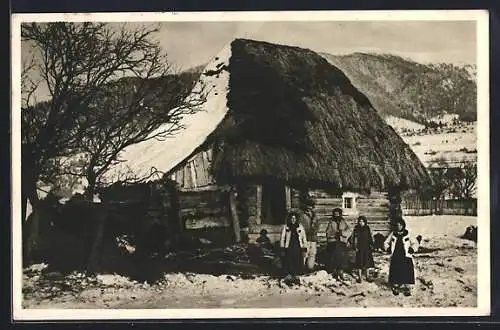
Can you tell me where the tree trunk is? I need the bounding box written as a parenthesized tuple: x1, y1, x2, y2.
(85, 174, 97, 201)
(25, 184, 40, 264)
(229, 189, 241, 243)
(168, 187, 183, 238)
(388, 187, 402, 230)
(22, 194, 27, 224)
(86, 206, 107, 273)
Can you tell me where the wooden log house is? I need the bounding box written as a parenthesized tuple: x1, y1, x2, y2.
(106, 38, 431, 245)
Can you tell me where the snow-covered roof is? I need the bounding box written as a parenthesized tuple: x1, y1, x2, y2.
(102, 43, 232, 184)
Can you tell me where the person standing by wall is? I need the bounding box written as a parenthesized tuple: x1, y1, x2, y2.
(280, 211, 308, 284)
(302, 203, 318, 271)
(326, 207, 351, 281)
(299, 192, 318, 271)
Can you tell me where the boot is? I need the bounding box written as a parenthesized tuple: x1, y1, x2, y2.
(402, 285, 412, 296)
(392, 285, 400, 295)
(364, 269, 373, 282)
(356, 269, 362, 283)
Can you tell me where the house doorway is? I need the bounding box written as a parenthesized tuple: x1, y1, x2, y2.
(261, 182, 287, 225)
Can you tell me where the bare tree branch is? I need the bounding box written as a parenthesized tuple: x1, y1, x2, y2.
(21, 22, 198, 201)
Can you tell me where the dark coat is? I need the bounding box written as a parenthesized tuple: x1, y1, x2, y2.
(351, 225, 375, 269)
(351, 225, 374, 251)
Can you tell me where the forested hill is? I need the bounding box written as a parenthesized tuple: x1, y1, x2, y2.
(321, 52, 477, 124)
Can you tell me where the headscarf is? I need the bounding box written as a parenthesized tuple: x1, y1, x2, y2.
(286, 211, 300, 229)
(332, 207, 343, 221)
(393, 217, 408, 237)
(355, 215, 369, 231)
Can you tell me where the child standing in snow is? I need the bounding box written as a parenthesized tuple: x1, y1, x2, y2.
(384, 217, 419, 296)
(351, 216, 375, 283)
(280, 211, 308, 284)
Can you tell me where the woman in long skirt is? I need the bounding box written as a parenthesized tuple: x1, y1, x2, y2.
(280, 211, 308, 284)
(384, 217, 420, 296)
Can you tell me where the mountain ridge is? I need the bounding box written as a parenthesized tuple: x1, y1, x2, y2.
(184, 50, 476, 124)
(320, 52, 476, 123)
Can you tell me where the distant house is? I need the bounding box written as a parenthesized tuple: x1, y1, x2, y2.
(106, 39, 430, 243)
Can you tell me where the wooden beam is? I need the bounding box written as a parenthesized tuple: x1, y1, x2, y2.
(178, 184, 220, 192)
(285, 185, 292, 211)
(256, 185, 262, 225)
(183, 165, 190, 188)
(189, 161, 198, 188)
(229, 188, 241, 243)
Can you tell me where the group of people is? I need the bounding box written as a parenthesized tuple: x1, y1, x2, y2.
(273, 206, 420, 296)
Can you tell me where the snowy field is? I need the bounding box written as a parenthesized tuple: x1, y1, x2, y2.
(384, 117, 477, 168)
(402, 125, 477, 168)
(22, 215, 478, 309)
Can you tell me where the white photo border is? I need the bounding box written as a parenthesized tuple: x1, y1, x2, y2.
(11, 9, 491, 320)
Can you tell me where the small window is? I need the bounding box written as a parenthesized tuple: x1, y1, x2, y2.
(342, 192, 358, 215)
(343, 197, 353, 209)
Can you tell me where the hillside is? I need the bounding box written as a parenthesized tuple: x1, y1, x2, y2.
(321, 53, 477, 124)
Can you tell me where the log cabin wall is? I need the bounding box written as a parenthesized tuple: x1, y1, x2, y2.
(179, 189, 230, 229)
(246, 184, 280, 243)
(356, 192, 391, 233)
(246, 184, 298, 244)
(168, 146, 392, 243)
(239, 184, 258, 227)
(169, 147, 230, 229)
(311, 189, 390, 246)
(170, 148, 215, 191)
(290, 188, 301, 209)
(246, 187, 390, 245)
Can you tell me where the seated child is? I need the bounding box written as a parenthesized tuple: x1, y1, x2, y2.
(256, 229, 273, 251)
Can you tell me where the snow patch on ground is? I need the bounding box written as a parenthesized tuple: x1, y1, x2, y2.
(385, 116, 425, 132)
(22, 216, 478, 309)
(401, 124, 476, 168)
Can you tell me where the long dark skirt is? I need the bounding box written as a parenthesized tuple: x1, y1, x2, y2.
(327, 241, 347, 272)
(283, 235, 303, 276)
(284, 249, 303, 276)
(355, 249, 375, 270)
(388, 256, 415, 285)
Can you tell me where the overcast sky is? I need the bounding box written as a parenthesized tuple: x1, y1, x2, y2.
(21, 20, 476, 102)
(150, 20, 476, 70)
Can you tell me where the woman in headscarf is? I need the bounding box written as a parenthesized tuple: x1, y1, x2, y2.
(280, 211, 308, 284)
(384, 217, 420, 296)
(351, 215, 375, 283)
(326, 208, 351, 280)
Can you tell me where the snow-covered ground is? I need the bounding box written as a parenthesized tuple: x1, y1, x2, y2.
(383, 116, 477, 168)
(401, 124, 476, 168)
(384, 116, 476, 168)
(385, 115, 425, 132)
(22, 215, 477, 309)
(429, 113, 460, 125)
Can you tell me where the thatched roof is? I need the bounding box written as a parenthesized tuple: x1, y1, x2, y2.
(192, 38, 430, 191)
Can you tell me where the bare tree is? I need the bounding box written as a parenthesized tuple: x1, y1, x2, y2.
(62, 71, 205, 200)
(447, 161, 478, 201)
(21, 22, 179, 262)
(21, 55, 40, 109)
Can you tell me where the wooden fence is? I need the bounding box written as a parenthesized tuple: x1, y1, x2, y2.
(401, 198, 477, 216)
